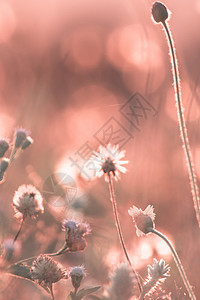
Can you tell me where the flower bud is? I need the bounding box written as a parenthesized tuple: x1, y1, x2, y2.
(0, 139, 9, 158)
(67, 235, 87, 252)
(14, 129, 28, 148)
(152, 2, 168, 23)
(21, 136, 33, 150)
(135, 215, 154, 234)
(0, 158, 9, 172)
(70, 266, 86, 290)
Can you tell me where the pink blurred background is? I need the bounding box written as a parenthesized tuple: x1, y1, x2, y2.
(0, 0, 200, 298)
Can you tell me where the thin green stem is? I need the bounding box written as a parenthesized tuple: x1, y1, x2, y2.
(108, 174, 142, 293)
(162, 20, 200, 227)
(150, 228, 196, 300)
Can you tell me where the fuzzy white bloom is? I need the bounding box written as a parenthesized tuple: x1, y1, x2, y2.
(128, 205, 155, 237)
(13, 185, 44, 219)
(31, 255, 68, 288)
(91, 144, 129, 182)
(105, 263, 137, 300)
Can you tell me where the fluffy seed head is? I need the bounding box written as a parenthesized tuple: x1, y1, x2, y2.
(13, 185, 44, 219)
(0, 139, 9, 158)
(152, 2, 168, 23)
(106, 263, 137, 300)
(69, 265, 86, 289)
(91, 144, 129, 182)
(128, 205, 155, 236)
(31, 255, 68, 288)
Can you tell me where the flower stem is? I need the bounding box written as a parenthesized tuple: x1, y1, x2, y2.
(49, 283, 55, 300)
(108, 174, 142, 293)
(13, 215, 25, 243)
(48, 242, 69, 256)
(10, 241, 69, 268)
(161, 20, 200, 227)
(150, 228, 196, 300)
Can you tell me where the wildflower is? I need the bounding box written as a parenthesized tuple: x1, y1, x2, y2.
(105, 263, 137, 300)
(128, 205, 155, 236)
(91, 144, 129, 182)
(148, 258, 169, 280)
(152, 2, 168, 23)
(140, 259, 170, 298)
(13, 185, 44, 220)
(69, 265, 86, 290)
(14, 128, 28, 148)
(62, 219, 91, 252)
(0, 139, 9, 157)
(31, 255, 68, 293)
(21, 136, 34, 150)
(129, 206, 196, 299)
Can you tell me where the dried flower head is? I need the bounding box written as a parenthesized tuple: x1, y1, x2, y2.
(0, 139, 9, 158)
(62, 219, 91, 252)
(14, 128, 29, 148)
(31, 255, 68, 289)
(105, 263, 137, 300)
(141, 258, 170, 297)
(69, 265, 86, 290)
(91, 144, 129, 182)
(152, 2, 168, 23)
(128, 205, 155, 236)
(13, 185, 44, 220)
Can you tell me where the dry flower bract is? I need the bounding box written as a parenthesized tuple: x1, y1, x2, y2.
(31, 255, 68, 288)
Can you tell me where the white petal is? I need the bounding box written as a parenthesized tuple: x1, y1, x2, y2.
(114, 150, 124, 160)
(128, 206, 140, 218)
(136, 227, 143, 237)
(144, 205, 155, 221)
(117, 165, 127, 174)
(117, 160, 129, 165)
